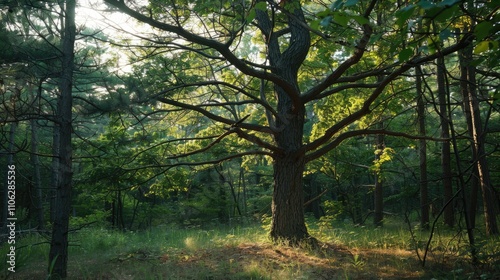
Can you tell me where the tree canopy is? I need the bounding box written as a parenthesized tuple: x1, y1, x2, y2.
(1, 0, 499, 278)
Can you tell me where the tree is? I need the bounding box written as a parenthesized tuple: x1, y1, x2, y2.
(48, 0, 76, 277)
(436, 54, 455, 228)
(416, 65, 429, 230)
(459, 29, 498, 236)
(373, 128, 385, 227)
(102, 0, 481, 244)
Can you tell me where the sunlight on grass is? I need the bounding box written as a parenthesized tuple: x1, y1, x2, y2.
(2, 220, 499, 279)
(183, 236, 199, 251)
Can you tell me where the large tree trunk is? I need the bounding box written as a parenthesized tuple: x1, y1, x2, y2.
(256, 0, 312, 244)
(269, 76, 310, 245)
(270, 82, 308, 244)
(459, 43, 498, 236)
(271, 132, 308, 244)
(437, 56, 454, 228)
(48, 0, 75, 277)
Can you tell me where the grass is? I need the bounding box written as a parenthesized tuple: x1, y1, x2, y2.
(1, 218, 499, 280)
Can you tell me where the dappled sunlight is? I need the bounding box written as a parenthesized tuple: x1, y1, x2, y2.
(155, 241, 429, 279)
(4, 225, 496, 279)
(183, 236, 200, 251)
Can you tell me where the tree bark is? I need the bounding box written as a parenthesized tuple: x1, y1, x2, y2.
(48, 0, 75, 277)
(373, 128, 384, 227)
(437, 56, 454, 228)
(2, 123, 17, 233)
(50, 123, 59, 224)
(271, 147, 308, 244)
(459, 43, 498, 235)
(254, 0, 313, 244)
(270, 67, 308, 244)
(31, 118, 44, 230)
(459, 43, 479, 229)
(416, 65, 429, 229)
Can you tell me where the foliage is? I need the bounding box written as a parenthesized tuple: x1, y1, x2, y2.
(1, 0, 500, 277)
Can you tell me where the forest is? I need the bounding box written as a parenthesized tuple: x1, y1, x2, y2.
(0, 0, 499, 279)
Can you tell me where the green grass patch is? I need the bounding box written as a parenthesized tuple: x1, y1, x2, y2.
(1, 220, 499, 279)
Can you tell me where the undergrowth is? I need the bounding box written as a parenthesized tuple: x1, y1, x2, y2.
(1, 218, 499, 279)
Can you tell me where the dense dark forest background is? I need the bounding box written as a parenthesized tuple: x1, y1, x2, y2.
(0, 0, 499, 278)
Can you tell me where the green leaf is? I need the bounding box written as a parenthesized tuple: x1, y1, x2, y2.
(333, 13, 349, 27)
(492, 89, 500, 105)
(434, 5, 458, 22)
(352, 15, 369, 25)
(316, 10, 331, 18)
(398, 48, 413, 62)
(310, 19, 321, 31)
(417, 0, 434, 10)
(345, 0, 359, 7)
(474, 40, 493, 54)
(246, 2, 266, 23)
(437, 0, 460, 7)
(418, 45, 429, 54)
(246, 9, 256, 22)
(487, 1, 500, 9)
(320, 16, 333, 27)
(425, 7, 441, 18)
(474, 21, 494, 41)
(395, 5, 416, 27)
(330, 0, 344, 11)
(254, 1, 267, 11)
(439, 28, 453, 41)
(369, 33, 383, 44)
(469, 57, 485, 67)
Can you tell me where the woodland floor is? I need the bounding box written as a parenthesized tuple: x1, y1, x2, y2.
(2, 219, 499, 280)
(2, 239, 487, 280)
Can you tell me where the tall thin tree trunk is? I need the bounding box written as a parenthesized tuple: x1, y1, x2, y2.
(373, 127, 384, 227)
(372, 7, 385, 223)
(50, 125, 59, 224)
(216, 164, 241, 217)
(48, 0, 75, 277)
(2, 123, 17, 233)
(239, 165, 247, 215)
(416, 66, 429, 229)
(117, 189, 125, 230)
(459, 43, 479, 229)
(459, 42, 498, 235)
(31, 118, 44, 230)
(437, 56, 454, 228)
(307, 175, 322, 219)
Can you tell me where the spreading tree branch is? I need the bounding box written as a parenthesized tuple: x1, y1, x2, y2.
(104, 0, 297, 95)
(304, 33, 475, 160)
